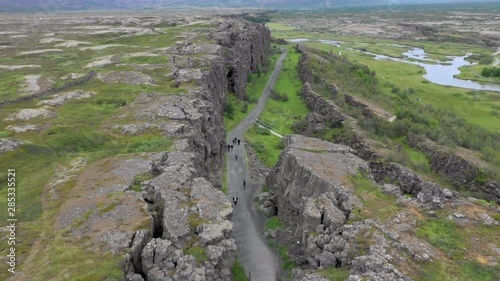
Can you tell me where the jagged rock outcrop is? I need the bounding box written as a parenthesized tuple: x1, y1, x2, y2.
(408, 134, 500, 203)
(370, 161, 458, 209)
(263, 134, 457, 280)
(299, 82, 346, 129)
(244, 142, 270, 184)
(215, 21, 271, 100)
(120, 19, 271, 281)
(265, 135, 369, 268)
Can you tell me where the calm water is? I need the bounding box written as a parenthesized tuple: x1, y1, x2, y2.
(289, 39, 500, 92)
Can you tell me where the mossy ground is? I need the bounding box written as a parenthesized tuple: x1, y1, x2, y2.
(0, 19, 210, 280)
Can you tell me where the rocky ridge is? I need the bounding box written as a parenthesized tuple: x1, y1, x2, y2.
(121, 19, 271, 281)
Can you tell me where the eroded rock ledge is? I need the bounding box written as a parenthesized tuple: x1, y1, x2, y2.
(263, 135, 457, 280)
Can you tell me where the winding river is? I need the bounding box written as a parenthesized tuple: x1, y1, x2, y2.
(289, 39, 500, 93)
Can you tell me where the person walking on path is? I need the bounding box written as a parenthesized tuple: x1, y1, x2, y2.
(237, 139, 241, 146)
(243, 179, 246, 189)
(235, 154, 238, 160)
(233, 197, 238, 205)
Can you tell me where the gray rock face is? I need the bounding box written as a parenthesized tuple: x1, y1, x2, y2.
(266, 135, 369, 268)
(300, 82, 346, 129)
(245, 142, 269, 184)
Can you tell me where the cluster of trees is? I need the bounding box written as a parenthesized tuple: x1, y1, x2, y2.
(481, 67, 500, 78)
(467, 53, 494, 65)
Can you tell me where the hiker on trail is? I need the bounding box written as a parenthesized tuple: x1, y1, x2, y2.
(230, 145, 233, 151)
(235, 154, 238, 160)
(227, 144, 231, 151)
(237, 139, 241, 146)
(233, 197, 238, 205)
(243, 180, 246, 189)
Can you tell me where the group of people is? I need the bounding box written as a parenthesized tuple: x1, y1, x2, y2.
(227, 137, 242, 151)
(229, 136, 247, 206)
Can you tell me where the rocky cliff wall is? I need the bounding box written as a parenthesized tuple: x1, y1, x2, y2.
(264, 135, 368, 267)
(123, 20, 271, 281)
(263, 135, 417, 280)
(216, 21, 271, 100)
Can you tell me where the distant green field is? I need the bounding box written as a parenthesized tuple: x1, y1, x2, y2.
(305, 41, 500, 133)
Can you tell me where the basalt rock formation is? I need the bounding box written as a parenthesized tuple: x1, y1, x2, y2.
(121, 20, 271, 281)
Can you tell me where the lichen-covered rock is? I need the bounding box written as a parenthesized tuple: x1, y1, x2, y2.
(97, 71, 156, 85)
(0, 138, 25, 153)
(370, 161, 458, 209)
(299, 82, 346, 129)
(121, 19, 271, 280)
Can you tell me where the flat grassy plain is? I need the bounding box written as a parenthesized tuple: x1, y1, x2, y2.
(0, 18, 215, 280)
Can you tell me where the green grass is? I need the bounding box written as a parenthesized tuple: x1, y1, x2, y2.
(185, 246, 209, 264)
(264, 216, 283, 231)
(21, 233, 124, 281)
(418, 259, 499, 281)
(416, 218, 465, 259)
(231, 257, 249, 281)
(246, 125, 285, 167)
(456, 65, 500, 85)
(314, 267, 350, 281)
(276, 244, 297, 271)
(414, 212, 499, 280)
(384, 136, 431, 175)
(341, 42, 409, 58)
(350, 172, 401, 221)
(336, 44, 500, 133)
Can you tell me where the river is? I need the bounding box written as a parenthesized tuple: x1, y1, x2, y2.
(289, 39, 500, 93)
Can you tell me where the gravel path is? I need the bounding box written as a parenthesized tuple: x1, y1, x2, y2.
(227, 47, 287, 281)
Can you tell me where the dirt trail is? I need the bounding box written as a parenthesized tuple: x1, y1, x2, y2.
(227, 47, 287, 281)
